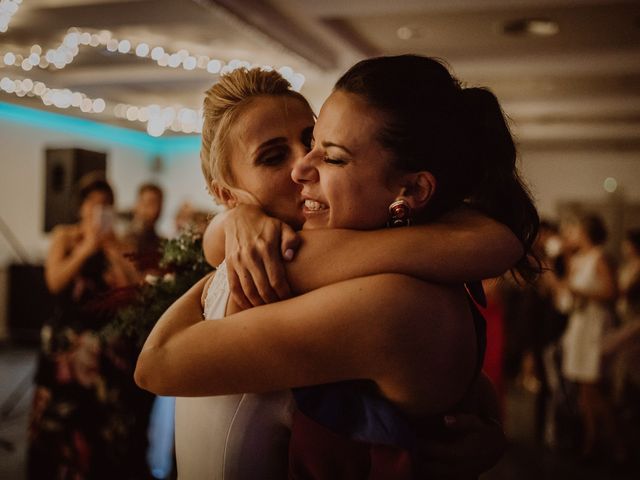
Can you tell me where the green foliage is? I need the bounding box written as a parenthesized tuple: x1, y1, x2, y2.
(103, 230, 214, 349)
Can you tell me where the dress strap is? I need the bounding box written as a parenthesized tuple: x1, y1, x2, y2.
(451, 284, 488, 410)
(203, 261, 228, 320)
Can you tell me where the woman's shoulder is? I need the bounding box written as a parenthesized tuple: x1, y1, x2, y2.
(51, 223, 81, 244)
(350, 275, 475, 413)
(345, 274, 470, 334)
(365, 273, 465, 304)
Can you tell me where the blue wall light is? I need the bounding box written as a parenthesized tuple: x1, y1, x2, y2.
(0, 101, 201, 156)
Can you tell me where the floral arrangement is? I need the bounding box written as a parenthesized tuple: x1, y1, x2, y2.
(101, 229, 214, 349)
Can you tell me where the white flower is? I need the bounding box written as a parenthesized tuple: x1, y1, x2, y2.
(163, 273, 176, 283)
(145, 274, 159, 285)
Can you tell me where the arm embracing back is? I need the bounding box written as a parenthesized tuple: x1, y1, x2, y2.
(135, 274, 476, 414)
(287, 208, 522, 295)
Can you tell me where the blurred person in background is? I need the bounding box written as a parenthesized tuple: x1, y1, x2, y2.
(124, 183, 164, 267)
(558, 213, 623, 460)
(28, 173, 151, 479)
(528, 220, 570, 445)
(173, 201, 210, 236)
(616, 229, 640, 324)
(122, 183, 165, 279)
(499, 220, 570, 444)
(603, 229, 640, 430)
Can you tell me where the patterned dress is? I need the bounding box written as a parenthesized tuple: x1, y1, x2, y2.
(27, 252, 154, 480)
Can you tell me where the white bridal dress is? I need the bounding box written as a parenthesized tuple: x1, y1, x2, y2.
(174, 262, 294, 479)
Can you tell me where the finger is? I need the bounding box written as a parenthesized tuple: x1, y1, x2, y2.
(261, 230, 291, 300)
(442, 413, 488, 432)
(227, 250, 267, 307)
(227, 266, 254, 311)
(280, 226, 301, 261)
(240, 231, 281, 303)
(236, 266, 267, 307)
(246, 259, 280, 304)
(265, 254, 291, 300)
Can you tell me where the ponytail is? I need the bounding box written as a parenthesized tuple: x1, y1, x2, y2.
(462, 88, 540, 283)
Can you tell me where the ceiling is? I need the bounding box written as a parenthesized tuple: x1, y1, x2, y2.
(1, 0, 639, 149)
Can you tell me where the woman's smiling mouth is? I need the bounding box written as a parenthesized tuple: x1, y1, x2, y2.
(303, 199, 328, 212)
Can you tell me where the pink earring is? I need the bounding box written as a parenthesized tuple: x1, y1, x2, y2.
(387, 198, 412, 228)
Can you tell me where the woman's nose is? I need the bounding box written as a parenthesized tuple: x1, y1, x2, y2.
(291, 150, 318, 185)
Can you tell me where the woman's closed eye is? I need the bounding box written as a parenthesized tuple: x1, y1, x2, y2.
(257, 147, 288, 166)
(324, 156, 346, 166)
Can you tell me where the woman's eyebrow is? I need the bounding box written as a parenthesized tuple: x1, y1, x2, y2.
(321, 140, 353, 156)
(252, 137, 286, 156)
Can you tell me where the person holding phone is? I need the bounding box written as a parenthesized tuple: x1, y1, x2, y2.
(28, 173, 147, 480)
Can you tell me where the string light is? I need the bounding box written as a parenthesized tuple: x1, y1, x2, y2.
(0, 26, 305, 89)
(0, 0, 22, 33)
(1, 66, 304, 137)
(0, 23, 306, 136)
(113, 101, 204, 137)
(0, 74, 107, 114)
(135, 43, 149, 57)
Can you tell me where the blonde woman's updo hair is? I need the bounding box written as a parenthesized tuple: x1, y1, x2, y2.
(201, 67, 311, 201)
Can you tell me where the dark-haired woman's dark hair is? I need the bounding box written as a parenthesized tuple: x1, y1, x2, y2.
(334, 54, 540, 282)
(76, 172, 114, 207)
(578, 213, 607, 246)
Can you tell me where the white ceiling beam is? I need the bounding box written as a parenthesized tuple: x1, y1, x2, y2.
(514, 121, 640, 142)
(503, 96, 640, 121)
(294, 0, 635, 17)
(195, 0, 337, 70)
(451, 49, 640, 78)
(40, 65, 215, 88)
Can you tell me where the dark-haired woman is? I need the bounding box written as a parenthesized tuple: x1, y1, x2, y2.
(28, 174, 150, 479)
(559, 213, 621, 458)
(136, 55, 539, 478)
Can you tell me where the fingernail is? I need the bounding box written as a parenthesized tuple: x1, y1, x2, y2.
(284, 249, 294, 261)
(444, 415, 456, 427)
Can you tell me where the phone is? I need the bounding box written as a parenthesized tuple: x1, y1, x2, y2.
(93, 204, 114, 234)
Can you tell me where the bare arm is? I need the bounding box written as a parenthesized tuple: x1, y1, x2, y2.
(45, 226, 95, 294)
(137, 274, 210, 351)
(135, 273, 475, 413)
(210, 205, 522, 306)
(204, 207, 300, 309)
(202, 212, 226, 267)
(102, 238, 142, 287)
(287, 208, 522, 294)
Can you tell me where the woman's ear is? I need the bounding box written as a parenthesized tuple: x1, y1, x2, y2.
(211, 184, 238, 209)
(211, 183, 259, 209)
(400, 171, 436, 210)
